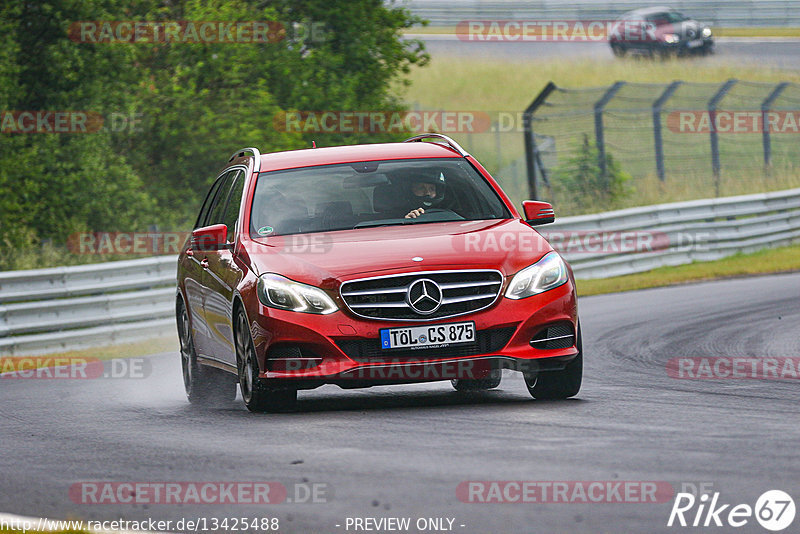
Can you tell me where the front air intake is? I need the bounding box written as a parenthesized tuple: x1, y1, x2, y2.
(530, 322, 575, 350)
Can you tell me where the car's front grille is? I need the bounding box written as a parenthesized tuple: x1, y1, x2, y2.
(340, 270, 503, 321)
(336, 327, 516, 363)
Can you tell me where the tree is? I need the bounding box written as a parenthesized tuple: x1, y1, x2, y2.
(0, 0, 427, 267)
(0, 0, 156, 266)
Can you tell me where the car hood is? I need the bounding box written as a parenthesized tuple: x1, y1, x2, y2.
(245, 219, 554, 287)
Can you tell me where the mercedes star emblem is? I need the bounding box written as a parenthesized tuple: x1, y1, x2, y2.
(407, 278, 442, 315)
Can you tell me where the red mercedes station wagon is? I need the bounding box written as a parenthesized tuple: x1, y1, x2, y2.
(176, 134, 582, 412)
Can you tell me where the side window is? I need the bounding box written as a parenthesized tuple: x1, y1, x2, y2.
(221, 170, 245, 242)
(195, 176, 224, 229)
(206, 171, 236, 227)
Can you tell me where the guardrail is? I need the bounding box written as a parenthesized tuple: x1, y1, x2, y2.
(548, 187, 800, 278)
(0, 256, 178, 356)
(404, 0, 800, 27)
(1, 187, 798, 355)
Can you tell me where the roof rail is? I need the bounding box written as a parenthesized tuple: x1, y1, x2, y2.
(403, 133, 470, 157)
(228, 147, 262, 172)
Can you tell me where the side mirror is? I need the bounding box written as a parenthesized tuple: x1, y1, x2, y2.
(522, 201, 555, 226)
(191, 224, 228, 251)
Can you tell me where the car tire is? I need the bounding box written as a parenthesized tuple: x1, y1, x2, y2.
(234, 307, 297, 413)
(177, 299, 236, 406)
(451, 369, 502, 391)
(524, 325, 582, 400)
(610, 43, 627, 57)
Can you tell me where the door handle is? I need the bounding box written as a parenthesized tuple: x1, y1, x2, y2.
(200, 258, 209, 269)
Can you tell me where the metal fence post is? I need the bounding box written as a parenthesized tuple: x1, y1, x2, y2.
(761, 82, 789, 169)
(652, 81, 682, 182)
(594, 81, 625, 185)
(708, 79, 737, 196)
(523, 81, 557, 200)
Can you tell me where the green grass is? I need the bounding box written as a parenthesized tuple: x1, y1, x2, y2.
(576, 243, 800, 296)
(714, 27, 800, 37)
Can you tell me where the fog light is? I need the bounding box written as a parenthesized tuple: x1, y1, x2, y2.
(267, 345, 322, 371)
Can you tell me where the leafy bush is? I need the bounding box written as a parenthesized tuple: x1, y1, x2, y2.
(550, 134, 632, 214)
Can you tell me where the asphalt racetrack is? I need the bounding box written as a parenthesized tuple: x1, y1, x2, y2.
(2, 272, 798, 533)
(412, 34, 800, 70)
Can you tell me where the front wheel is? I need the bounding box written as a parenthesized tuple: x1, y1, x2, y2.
(524, 326, 582, 400)
(610, 42, 627, 57)
(235, 308, 297, 413)
(177, 300, 236, 406)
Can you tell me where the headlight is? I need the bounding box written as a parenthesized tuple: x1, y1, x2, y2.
(505, 252, 569, 300)
(701, 27, 712, 38)
(257, 273, 338, 314)
(663, 33, 679, 43)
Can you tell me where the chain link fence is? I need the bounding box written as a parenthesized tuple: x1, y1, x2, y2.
(519, 79, 800, 213)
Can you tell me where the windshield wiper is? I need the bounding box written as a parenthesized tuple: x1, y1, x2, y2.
(353, 219, 407, 229)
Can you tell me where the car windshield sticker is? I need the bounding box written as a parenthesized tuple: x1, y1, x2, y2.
(257, 226, 274, 236)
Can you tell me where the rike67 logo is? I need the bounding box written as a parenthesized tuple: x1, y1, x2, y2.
(668, 490, 795, 531)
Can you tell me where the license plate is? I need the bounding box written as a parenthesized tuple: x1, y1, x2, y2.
(380, 321, 476, 350)
(687, 39, 703, 48)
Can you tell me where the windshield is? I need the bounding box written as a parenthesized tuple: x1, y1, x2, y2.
(249, 158, 511, 237)
(647, 11, 689, 24)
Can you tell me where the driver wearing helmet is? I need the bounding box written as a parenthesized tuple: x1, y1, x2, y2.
(404, 172, 447, 219)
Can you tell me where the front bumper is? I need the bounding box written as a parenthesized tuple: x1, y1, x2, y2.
(661, 37, 713, 52)
(249, 280, 578, 387)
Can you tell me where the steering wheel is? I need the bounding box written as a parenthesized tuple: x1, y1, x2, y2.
(403, 207, 460, 223)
